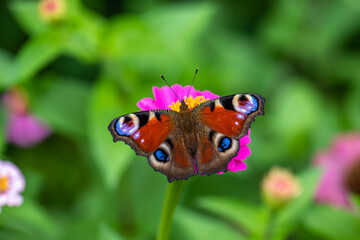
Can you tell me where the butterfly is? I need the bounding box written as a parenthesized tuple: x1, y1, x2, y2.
(108, 87, 265, 182)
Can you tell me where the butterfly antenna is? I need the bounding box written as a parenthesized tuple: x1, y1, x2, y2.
(186, 68, 199, 100)
(160, 74, 181, 101)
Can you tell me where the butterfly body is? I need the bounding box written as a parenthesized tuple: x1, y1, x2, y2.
(108, 93, 264, 182)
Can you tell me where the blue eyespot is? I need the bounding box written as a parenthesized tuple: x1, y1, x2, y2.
(218, 137, 232, 152)
(155, 149, 169, 162)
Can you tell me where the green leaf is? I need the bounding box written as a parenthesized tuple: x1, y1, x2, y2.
(346, 81, 360, 130)
(195, 197, 267, 237)
(340, 0, 360, 10)
(172, 207, 246, 240)
(64, 10, 104, 63)
(31, 77, 90, 139)
(99, 223, 126, 240)
(0, 200, 59, 239)
(271, 167, 322, 239)
(269, 80, 322, 156)
(88, 78, 133, 190)
(9, 0, 47, 35)
(102, 2, 215, 74)
(0, 49, 12, 89)
(303, 205, 360, 240)
(5, 33, 63, 88)
(350, 194, 360, 215)
(271, 80, 322, 138)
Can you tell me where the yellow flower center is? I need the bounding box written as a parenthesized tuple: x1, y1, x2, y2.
(169, 96, 209, 112)
(0, 176, 9, 193)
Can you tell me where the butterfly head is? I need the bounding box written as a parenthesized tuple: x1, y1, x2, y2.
(179, 99, 190, 111)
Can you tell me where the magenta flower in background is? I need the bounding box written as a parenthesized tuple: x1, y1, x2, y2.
(313, 133, 360, 210)
(0, 160, 25, 213)
(2, 89, 51, 148)
(137, 84, 252, 173)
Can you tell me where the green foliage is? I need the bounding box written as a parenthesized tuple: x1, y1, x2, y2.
(172, 208, 246, 240)
(88, 78, 133, 190)
(1, 0, 359, 239)
(31, 77, 90, 138)
(271, 168, 321, 239)
(9, 0, 47, 35)
(5, 33, 63, 87)
(303, 205, 360, 240)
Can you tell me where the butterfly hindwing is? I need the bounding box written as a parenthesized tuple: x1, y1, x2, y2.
(194, 129, 240, 175)
(193, 93, 265, 174)
(108, 110, 195, 182)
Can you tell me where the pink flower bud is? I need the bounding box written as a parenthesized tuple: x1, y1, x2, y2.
(38, 0, 66, 23)
(262, 166, 302, 208)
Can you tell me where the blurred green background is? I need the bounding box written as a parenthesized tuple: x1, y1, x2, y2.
(1, 0, 360, 239)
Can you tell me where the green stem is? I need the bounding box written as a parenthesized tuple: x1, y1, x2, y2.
(156, 180, 187, 240)
(263, 208, 276, 240)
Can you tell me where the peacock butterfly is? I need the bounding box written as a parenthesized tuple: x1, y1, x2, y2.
(108, 72, 265, 182)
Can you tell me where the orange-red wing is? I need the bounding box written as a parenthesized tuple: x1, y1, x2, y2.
(132, 114, 173, 153)
(200, 105, 246, 137)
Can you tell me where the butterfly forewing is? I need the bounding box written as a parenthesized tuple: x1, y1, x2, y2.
(193, 93, 264, 175)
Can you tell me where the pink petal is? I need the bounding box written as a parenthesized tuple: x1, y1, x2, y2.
(198, 90, 219, 99)
(218, 160, 247, 174)
(228, 160, 247, 172)
(315, 162, 351, 207)
(153, 86, 179, 109)
(137, 98, 160, 111)
(233, 146, 251, 161)
(313, 133, 360, 210)
(172, 84, 190, 99)
(240, 132, 251, 146)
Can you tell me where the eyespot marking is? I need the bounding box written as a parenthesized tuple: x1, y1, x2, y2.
(115, 114, 139, 136)
(123, 115, 132, 123)
(239, 95, 248, 101)
(233, 94, 258, 114)
(154, 149, 169, 162)
(166, 138, 173, 149)
(218, 137, 232, 152)
(209, 130, 215, 142)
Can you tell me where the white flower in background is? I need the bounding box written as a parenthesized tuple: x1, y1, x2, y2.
(0, 160, 25, 213)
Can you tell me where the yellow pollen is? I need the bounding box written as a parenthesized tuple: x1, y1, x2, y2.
(0, 176, 9, 193)
(169, 96, 209, 112)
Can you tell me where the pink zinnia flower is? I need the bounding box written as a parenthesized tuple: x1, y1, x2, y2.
(2, 89, 52, 148)
(137, 84, 252, 173)
(313, 133, 360, 210)
(0, 160, 25, 213)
